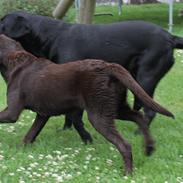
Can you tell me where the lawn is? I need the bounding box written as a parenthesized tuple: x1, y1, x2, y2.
(0, 2, 183, 183)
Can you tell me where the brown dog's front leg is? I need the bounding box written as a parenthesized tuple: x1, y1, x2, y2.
(23, 114, 49, 144)
(0, 107, 22, 123)
(0, 90, 23, 123)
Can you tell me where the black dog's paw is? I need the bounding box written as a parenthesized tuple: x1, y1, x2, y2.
(81, 132, 93, 145)
(62, 123, 73, 130)
(145, 144, 155, 156)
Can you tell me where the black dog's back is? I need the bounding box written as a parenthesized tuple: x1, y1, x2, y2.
(0, 11, 177, 133)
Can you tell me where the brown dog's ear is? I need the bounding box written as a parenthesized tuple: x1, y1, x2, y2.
(1, 15, 30, 38)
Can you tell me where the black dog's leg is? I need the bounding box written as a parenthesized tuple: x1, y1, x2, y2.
(117, 105, 155, 156)
(134, 51, 174, 128)
(63, 114, 73, 130)
(0, 91, 23, 123)
(23, 114, 49, 144)
(69, 110, 93, 144)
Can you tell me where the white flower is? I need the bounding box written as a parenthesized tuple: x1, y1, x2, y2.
(106, 159, 113, 166)
(77, 172, 81, 175)
(54, 150, 61, 155)
(65, 174, 72, 180)
(28, 155, 34, 159)
(52, 173, 59, 178)
(19, 167, 25, 171)
(46, 154, 53, 159)
(52, 161, 58, 166)
(110, 146, 115, 151)
(83, 165, 87, 169)
(9, 173, 15, 176)
(177, 177, 183, 183)
(74, 150, 79, 154)
(19, 180, 25, 183)
(27, 167, 32, 171)
(95, 166, 99, 170)
(85, 161, 89, 164)
(36, 173, 41, 177)
(28, 175, 33, 178)
(0, 155, 4, 160)
(30, 162, 38, 168)
(56, 176, 63, 182)
(86, 154, 92, 160)
(44, 172, 50, 176)
(124, 176, 128, 180)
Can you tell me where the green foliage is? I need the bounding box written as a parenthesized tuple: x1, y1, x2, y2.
(0, 0, 59, 17)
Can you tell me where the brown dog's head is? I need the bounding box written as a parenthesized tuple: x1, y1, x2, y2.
(0, 35, 24, 81)
(0, 34, 23, 60)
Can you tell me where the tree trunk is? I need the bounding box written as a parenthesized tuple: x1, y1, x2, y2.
(79, 0, 96, 24)
(52, 0, 74, 19)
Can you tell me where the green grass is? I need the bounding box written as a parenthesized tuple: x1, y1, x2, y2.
(67, 2, 183, 34)
(0, 2, 183, 183)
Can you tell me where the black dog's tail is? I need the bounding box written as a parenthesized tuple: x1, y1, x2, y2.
(107, 63, 174, 119)
(173, 35, 183, 49)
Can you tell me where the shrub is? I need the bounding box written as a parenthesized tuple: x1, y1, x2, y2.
(0, 0, 59, 18)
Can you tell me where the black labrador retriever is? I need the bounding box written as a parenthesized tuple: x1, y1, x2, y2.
(0, 11, 182, 142)
(0, 35, 174, 175)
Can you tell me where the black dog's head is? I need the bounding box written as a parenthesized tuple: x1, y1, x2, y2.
(0, 11, 31, 39)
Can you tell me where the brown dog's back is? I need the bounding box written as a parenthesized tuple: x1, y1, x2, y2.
(7, 55, 173, 119)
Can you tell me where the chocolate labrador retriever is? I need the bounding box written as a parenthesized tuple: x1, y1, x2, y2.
(0, 35, 174, 175)
(0, 11, 181, 138)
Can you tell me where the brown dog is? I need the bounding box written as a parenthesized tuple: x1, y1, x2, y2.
(0, 35, 174, 175)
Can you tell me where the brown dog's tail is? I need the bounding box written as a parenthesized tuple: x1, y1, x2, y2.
(108, 63, 174, 118)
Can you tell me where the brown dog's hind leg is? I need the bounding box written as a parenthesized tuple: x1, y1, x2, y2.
(87, 112, 133, 175)
(23, 114, 49, 144)
(118, 105, 155, 156)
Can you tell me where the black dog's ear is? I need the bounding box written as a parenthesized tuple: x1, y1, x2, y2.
(2, 15, 30, 38)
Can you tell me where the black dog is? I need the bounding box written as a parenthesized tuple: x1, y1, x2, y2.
(0, 35, 174, 175)
(0, 11, 182, 141)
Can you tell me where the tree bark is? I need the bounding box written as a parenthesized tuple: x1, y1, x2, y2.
(79, 0, 96, 24)
(52, 0, 74, 19)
